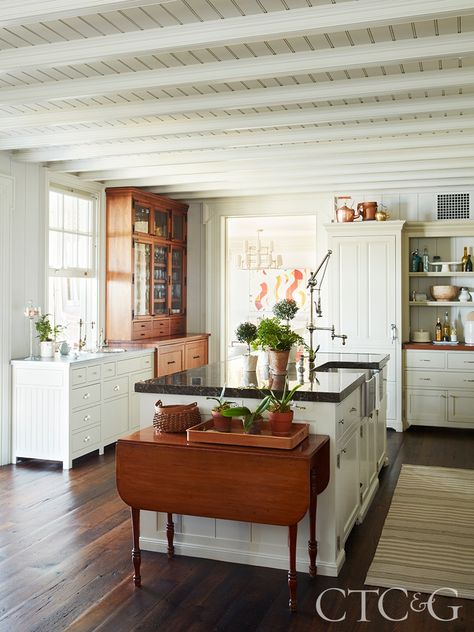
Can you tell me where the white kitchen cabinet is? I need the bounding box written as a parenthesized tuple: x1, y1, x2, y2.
(336, 428, 359, 547)
(326, 221, 405, 431)
(11, 350, 153, 469)
(404, 349, 474, 429)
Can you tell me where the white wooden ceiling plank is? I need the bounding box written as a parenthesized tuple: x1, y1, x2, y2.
(2, 1, 474, 73)
(0, 2, 176, 28)
(10, 115, 474, 157)
(5, 93, 474, 145)
(2, 67, 472, 130)
(43, 133, 474, 170)
(1, 33, 473, 105)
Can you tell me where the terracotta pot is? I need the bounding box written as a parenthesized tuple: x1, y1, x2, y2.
(211, 410, 232, 432)
(268, 350, 290, 375)
(268, 410, 294, 436)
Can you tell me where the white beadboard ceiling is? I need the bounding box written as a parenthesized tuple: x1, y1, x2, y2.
(2, 0, 474, 198)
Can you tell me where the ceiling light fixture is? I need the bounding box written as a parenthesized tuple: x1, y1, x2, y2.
(235, 229, 283, 270)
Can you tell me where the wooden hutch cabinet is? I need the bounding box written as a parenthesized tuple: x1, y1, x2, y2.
(106, 187, 188, 341)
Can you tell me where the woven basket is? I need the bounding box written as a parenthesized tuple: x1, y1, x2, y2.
(153, 400, 201, 433)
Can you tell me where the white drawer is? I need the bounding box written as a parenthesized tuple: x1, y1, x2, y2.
(405, 351, 445, 369)
(103, 375, 129, 400)
(405, 370, 474, 389)
(116, 357, 142, 375)
(71, 367, 87, 386)
(72, 425, 100, 454)
(86, 364, 101, 383)
(140, 354, 153, 370)
(71, 405, 101, 431)
(336, 388, 361, 442)
(71, 383, 101, 409)
(447, 352, 474, 371)
(102, 362, 116, 379)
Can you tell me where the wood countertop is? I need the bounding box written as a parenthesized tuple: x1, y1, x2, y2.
(403, 342, 474, 351)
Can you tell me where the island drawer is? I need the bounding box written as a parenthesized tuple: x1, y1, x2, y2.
(336, 389, 360, 442)
(117, 354, 152, 375)
(71, 367, 87, 386)
(102, 362, 116, 379)
(71, 405, 101, 431)
(103, 375, 129, 400)
(71, 383, 101, 409)
(72, 425, 101, 455)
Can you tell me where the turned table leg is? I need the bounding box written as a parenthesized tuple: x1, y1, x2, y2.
(288, 524, 298, 612)
(166, 512, 175, 559)
(131, 507, 141, 587)
(308, 469, 318, 577)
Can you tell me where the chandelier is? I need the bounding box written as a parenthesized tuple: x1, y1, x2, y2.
(235, 229, 283, 270)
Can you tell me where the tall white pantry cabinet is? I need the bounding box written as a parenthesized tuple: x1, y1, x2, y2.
(325, 221, 405, 431)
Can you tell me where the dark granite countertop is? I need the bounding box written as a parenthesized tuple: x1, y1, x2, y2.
(134, 352, 389, 403)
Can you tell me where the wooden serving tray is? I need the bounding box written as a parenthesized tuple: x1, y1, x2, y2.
(186, 419, 309, 450)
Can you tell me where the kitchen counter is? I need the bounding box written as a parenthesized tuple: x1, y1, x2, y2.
(403, 342, 474, 351)
(134, 352, 389, 403)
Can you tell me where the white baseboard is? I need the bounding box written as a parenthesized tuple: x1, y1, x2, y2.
(387, 419, 403, 432)
(139, 536, 344, 577)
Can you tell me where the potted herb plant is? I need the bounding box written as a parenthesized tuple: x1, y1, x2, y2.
(206, 385, 236, 432)
(35, 314, 63, 358)
(265, 380, 302, 436)
(235, 321, 258, 371)
(221, 394, 272, 435)
(253, 318, 304, 375)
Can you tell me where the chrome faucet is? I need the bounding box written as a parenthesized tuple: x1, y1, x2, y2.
(78, 319, 95, 351)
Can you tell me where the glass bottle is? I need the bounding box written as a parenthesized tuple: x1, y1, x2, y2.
(435, 317, 442, 342)
(411, 249, 421, 272)
(442, 311, 451, 342)
(466, 254, 473, 272)
(422, 247, 429, 272)
(450, 323, 457, 342)
(461, 246, 468, 271)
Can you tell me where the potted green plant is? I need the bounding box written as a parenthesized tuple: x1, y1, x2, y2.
(235, 321, 258, 371)
(253, 318, 304, 375)
(35, 314, 63, 358)
(264, 380, 302, 436)
(272, 298, 299, 326)
(221, 394, 272, 435)
(206, 385, 236, 432)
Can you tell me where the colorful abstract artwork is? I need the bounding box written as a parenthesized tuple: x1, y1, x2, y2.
(250, 268, 310, 315)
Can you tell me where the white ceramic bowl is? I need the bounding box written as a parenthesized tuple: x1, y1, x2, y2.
(412, 329, 431, 343)
(430, 285, 459, 301)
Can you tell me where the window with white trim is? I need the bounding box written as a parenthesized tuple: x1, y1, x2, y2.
(48, 187, 98, 349)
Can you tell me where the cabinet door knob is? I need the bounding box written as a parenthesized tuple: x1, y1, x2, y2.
(350, 407, 357, 413)
(83, 435, 91, 443)
(83, 392, 90, 399)
(113, 385, 120, 391)
(83, 414, 91, 422)
(338, 419, 344, 425)
(341, 448, 347, 454)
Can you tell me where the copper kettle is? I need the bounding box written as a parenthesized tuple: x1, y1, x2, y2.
(335, 198, 361, 223)
(357, 201, 378, 221)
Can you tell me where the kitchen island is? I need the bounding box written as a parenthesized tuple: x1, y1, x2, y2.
(133, 352, 389, 576)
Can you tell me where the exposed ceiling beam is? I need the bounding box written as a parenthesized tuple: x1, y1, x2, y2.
(2, 1, 473, 73)
(1, 33, 473, 105)
(2, 67, 473, 131)
(11, 115, 474, 160)
(86, 155, 474, 183)
(5, 94, 474, 149)
(138, 169, 474, 194)
(0, 1, 174, 28)
(48, 134, 474, 172)
(155, 179, 474, 200)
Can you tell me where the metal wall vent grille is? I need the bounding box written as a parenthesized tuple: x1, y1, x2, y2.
(436, 193, 470, 220)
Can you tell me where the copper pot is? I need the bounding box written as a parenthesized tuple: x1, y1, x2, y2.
(335, 203, 361, 223)
(357, 201, 378, 221)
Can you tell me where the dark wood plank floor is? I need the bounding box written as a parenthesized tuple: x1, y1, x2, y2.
(1, 427, 472, 632)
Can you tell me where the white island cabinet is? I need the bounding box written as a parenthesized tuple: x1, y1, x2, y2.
(134, 355, 388, 577)
(11, 349, 153, 469)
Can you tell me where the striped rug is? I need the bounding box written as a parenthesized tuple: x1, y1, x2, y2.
(366, 464, 474, 599)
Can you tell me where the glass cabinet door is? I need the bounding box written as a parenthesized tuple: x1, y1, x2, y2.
(171, 211, 185, 242)
(153, 208, 169, 239)
(133, 241, 151, 316)
(170, 247, 185, 314)
(133, 203, 150, 233)
(153, 245, 169, 316)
